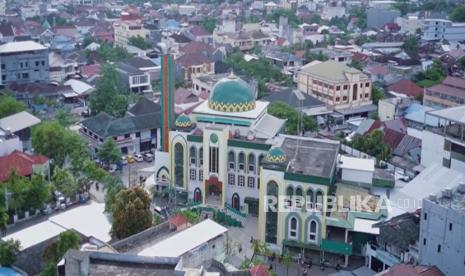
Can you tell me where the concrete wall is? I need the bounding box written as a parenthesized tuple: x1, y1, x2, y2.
(341, 168, 373, 185)
(0, 49, 49, 85)
(419, 199, 465, 276)
(420, 130, 445, 167)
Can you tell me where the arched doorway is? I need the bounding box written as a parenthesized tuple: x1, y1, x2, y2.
(194, 188, 202, 203)
(232, 193, 240, 210)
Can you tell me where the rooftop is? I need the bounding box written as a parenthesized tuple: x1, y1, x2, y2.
(0, 151, 48, 182)
(278, 136, 339, 178)
(428, 185, 465, 212)
(300, 60, 369, 82)
(0, 41, 47, 54)
(338, 155, 375, 172)
(137, 219, 227, 258)
(0, 111, 40, 133)
(426, 105, 465, 124)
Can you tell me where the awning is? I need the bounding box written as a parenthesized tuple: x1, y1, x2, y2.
(244, 197, 259, 204)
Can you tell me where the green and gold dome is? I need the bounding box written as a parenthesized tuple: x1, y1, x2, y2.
(265, 147, 287, 163)
(208, 73, 256, 112)
(175, 114, 193, 128)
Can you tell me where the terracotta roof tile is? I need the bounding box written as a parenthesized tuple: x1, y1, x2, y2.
(0, 151, 48, 182)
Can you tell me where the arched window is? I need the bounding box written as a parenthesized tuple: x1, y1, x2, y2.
(174, 143, 184, 187)
(248, 153, 255, 173)
(288, 217, 298, 240)
(194, 188, 202, 202)
(232, 193, 240, 210)
(308, 220, 318, 243)
(295, 187, 303, 207)
(265, 181, 278, 244)
(228, 151, 235, 170)
(316, 190, 324, 211)
(238, 152, 245, 171)
(199, 147, 203, 165)
(286, 186, 294, 207)
(306, 189, 314, 209)
(189, 146, 197, 165)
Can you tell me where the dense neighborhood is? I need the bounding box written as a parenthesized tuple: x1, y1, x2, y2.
(0, 0, 464, 275)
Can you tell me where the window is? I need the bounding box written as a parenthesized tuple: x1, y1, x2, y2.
(365, 93, 369, 98)
(365, 82, 370, 87)
(209, 146, 219, 173)
(286, 186, 294, 207)
(308, 220, 317, 242)
(35, 61, 39, 67)
(190, 168, 196, 180)
(449, 223, 453, 231)
(41, 61, 45, 66)
(136, 132, 140, 138)
(289, 217, 298, 239)
(265, 181, 278, 244)
(248, 153, 255, 173)
(315, 191, 323, 210)
(228, 151, 235, 170)
(228, 173, 235, 185)
(336, 86, 340, 91)
(343, 85, 348, 90)
(335, 97, 340, 102)
(190, 146, 196, 165)
(437, 244, 441, 253)
(174, 143, 185, 187)
(424, 213, 427, 220)
(0, 64, 4, 69)
(343, 96, 347, 101)
(295, 187, 303, 208)
(124, 134, 130, 138)
(423, 238, 426, 245)
(199, 147, 203, 166)
(306, 189, 314, 209)
(238, 175, 245, 186)
(247, 176, 255, 188)
(199, 170, 203, 181)
(238, 152, 245, 171)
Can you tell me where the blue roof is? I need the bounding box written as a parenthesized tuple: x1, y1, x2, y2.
(404, 103, 438, 126)
(0, 267, 22, 276)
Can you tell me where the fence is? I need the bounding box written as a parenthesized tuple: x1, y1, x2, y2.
(111, 221, 170, 253)
(210, 259, 251, 276)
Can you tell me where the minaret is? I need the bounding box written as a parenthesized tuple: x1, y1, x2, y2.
(159, 43, 174, 152)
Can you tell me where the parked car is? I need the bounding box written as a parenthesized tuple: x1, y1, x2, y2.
(127, 155, 135, 164)
(40, 206, 52, 215)
(134, 154, 144, 162)
(121, 156, 128, 165)
(143, 153, 154, 162)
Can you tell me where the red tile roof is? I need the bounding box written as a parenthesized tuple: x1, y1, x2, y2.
(442, 76, 465, 89)
(383, 264, 443, 276)
(188, 25, 211, 36)
(388, 79, 423, 98)
(80, 64, 102, 78)
(179, 41, 215, 56)
(383, 128, 405, 149)
(0, 151, 48, 182)
(168, 214, 188, 227)
(250, 265, 270, 276)
(176, 53, 213, 67)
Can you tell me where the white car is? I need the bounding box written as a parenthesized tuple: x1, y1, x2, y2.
(120, 156, 128, 165)
(134, 154, 144, 162)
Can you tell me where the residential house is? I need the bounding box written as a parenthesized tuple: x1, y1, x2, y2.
(123, 56, 160, 82)
(387, 79, 423, 99)
(423, 76, 465, 108)
(366, 212, 420, 272)
(0, 151, 49, 183)
(0, 23, 16, 43)
(261, 47, 303, 76)
(176, 53, 215, 82)
(0, 41, 49, 86)
(0, 111, 40, 152)
(80, 99, 161, 155)
(378, 264, 443, 276)
(185, 25, 213, 44)
(8, 83, 74, 106)
(48, 52, 77, 82)
(179, 41, 224, 62)
(213, 30, 272, 52)
(115, 61, 153, 93)
(297, 60, 372, 108)
(0, 127, 22, 157)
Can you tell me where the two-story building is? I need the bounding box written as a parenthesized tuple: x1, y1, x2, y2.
(116, 61, 153, 94)
(114, 20, 149, 48)
(423, 76, 465, 109)
(0, 41, 49, 86)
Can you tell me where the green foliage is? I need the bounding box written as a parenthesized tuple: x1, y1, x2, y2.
(3, 172, 50, 213)
(25, 174, 51, 210)
(55, 109, 76, 127)
(268, 101, 317, 135)
(267, 8, 300, 27)
(94, 43, 131, 62)
(257, 79, 265, 99)
(402, 35, 419, 55)
(89, 64, 128, 117)
(0, 94, 26, 119)
(415, 60, 445, 88)
(202, 16, 216, 33)
(153, 214, 162, 226)
(392, 0, 418, 16)
(348, 6, 367, 29)
(0, 239, 20, 266)
(40, 262, 57, 276)
(0, 208, 8, 229)
(371, 86, 384, 105)
(226, 51, 292, 85)
(55, 231, 80, 262)
(176, 209, 200, 224)
(52, 167, 79, 198)
(103, 176, 124, 212)
(111, 186, 152, 239)
(128, 35, 151, 50)
(449, 5, 465, 22)
(350, 130, 391, 162)
(98, 138, 121, 166)
(355, 35, 375, 46)
(350, 59, 363, 71)
(304, 50, 328, 63)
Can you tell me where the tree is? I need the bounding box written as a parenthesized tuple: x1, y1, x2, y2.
(282, 249, 293, 276)
(55, 109, 76, 127)
(0, 94, 26, 119)
(0, 208, 8, 235)
(4, 171, 29, 213)
(89, 64, 128, 117)
(350, 130, 391, 162)
(257, 79, 265, 99)
(350, 59, 363, 71)
(111, 186, 152, 239)
(0, 239, 20, 266)
(98, 138, 121, 166)
(55, 231, 79, 262)
(103, 176, 124, 212)
(93, 43, 131, 62)
(348, 6, 367, 30)
(268, 101, 317, 135)
(24, 174, 50, 211)
(371, 86, 384, 105)
(449, 6, 465, 22)
(52, 167, 79, 198)
(402, 35, 419, 55)
(202, 17, 216, 33)
(267, 8, 300, 27)
(128, 35, 151, 50)
(392, 0, 418, 16)
(415, 60, 445, 88)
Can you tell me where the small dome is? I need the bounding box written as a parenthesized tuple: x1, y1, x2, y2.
(208, 73, 255, 112)
(265, 147, 287, 163)
(175, 114, 192, 128)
